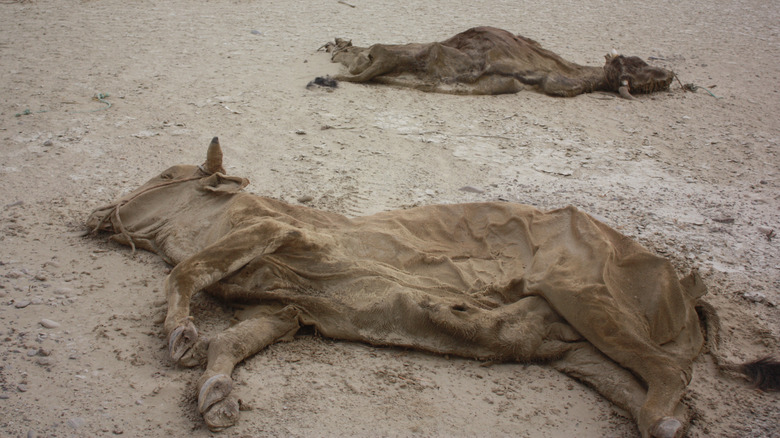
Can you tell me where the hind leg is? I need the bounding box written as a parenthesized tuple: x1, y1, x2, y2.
(542, 286, 695, 438)
(197, 305, 301, 431)
(551, 342, 692, 437)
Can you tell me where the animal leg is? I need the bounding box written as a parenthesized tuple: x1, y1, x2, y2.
(551, 342, 690, 434)
(197, 305, 301, 431)
(164, 219, 308, 364)
(546, 289, 694, 438)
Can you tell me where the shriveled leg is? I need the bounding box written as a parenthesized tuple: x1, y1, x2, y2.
(542, 285, 695, 438)
(551, 342, 692, 437)
(165, 219, 311, 364)
(198, 305, 301, 431)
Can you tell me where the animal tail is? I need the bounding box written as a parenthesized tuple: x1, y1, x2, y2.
(696, 300, 780, 391)
(738, 357, 780, 391)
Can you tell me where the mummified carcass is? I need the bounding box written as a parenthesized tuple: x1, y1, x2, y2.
(316, 26, 674, 99)
(88, 138, 777, 437)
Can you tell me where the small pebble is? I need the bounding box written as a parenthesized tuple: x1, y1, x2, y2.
(35, 357, 54, 366)
(43, 140, 53, 147)
(40, 319, 61, 329)
(297, 195, 314, 203)
(14, 300, 31, 309)
(743, 291, 767, 304)
(6, 271, 23, 279)
(67, 417, 85, 429)
(4, 201, 23, 209)
(17, 384, 28, 392)
(459, 185, 485, 194)
(26, 349, 38, 357)
(54, 287, 73, 296)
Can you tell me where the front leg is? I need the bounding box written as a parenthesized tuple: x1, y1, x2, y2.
(163, 219, 309, 364)
(197, 305, 301, 430)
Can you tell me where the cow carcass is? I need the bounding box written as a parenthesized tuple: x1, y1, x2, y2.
(87, 138, 777, 438)
(316, 26, 674, 99)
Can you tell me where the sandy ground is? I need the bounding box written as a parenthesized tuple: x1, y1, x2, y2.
(1, 0, 779, 436)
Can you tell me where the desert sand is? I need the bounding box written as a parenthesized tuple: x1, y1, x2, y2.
(0, 0, 778, 436)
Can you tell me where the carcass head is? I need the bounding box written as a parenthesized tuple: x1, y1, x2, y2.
(86, 137, 248, 254)
(603, 54, 674, 99)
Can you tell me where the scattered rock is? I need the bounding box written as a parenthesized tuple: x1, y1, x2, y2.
(67, 417, 85, 429)
(712, 217, 735, 224)
(742, 291, 773, 305)
(757, 226, 775, 240)
(131, 131, 157, 138)
(40, 319, 61, 329)
(4, 200, 23, 209)
(297, 195, 314, 203)
(295, 130, 306, 135)
(54, 287, 73, 296)
(250, 29, 262, 35)
(17, 384, 28, 392)
(43, 139, 53, 147)
(35, 357, 54, 366)
(459, 186, 485, 194)
(14, 300, 31, 309)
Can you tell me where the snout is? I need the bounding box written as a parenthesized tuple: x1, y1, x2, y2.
(604, 55, 674, 98)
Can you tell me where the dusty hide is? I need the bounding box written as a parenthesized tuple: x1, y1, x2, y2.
(321, 26, 674, 97)
(87, 140, 707, 436)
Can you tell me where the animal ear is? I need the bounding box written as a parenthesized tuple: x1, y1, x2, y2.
(203, 137, 226, 174)
(200, 172, 249, 193)
(679, 270, 707, 300)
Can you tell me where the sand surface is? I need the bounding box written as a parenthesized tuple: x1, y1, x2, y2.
(1, 0, 778, 436)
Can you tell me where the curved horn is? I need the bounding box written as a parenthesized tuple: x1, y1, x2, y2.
(618, 80, 636, 100)
(204, 137, 225, 174)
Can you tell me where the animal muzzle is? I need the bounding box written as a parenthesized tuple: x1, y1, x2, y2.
(604, 55, 674, 98)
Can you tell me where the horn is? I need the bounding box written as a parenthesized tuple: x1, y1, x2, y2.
(204, 137, 225, 174)
(618, 80, 636, 100)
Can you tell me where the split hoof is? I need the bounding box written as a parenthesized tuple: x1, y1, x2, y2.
(198, 374, 234, 414)
(202, 395, 240, 431)
(177, 336, 209, 368)
(168, 321, 198, 364)
(651, 417, 683, 438)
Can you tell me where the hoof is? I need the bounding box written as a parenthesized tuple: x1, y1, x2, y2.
(651, 417, 683, 438)
(177, 336, 209, 368)
(168, 321, 198, 363)
(198, 374, 233, 414)
(202, 395, 240, 431)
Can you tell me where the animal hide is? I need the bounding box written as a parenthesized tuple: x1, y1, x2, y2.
(319, 26, 674, 97)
